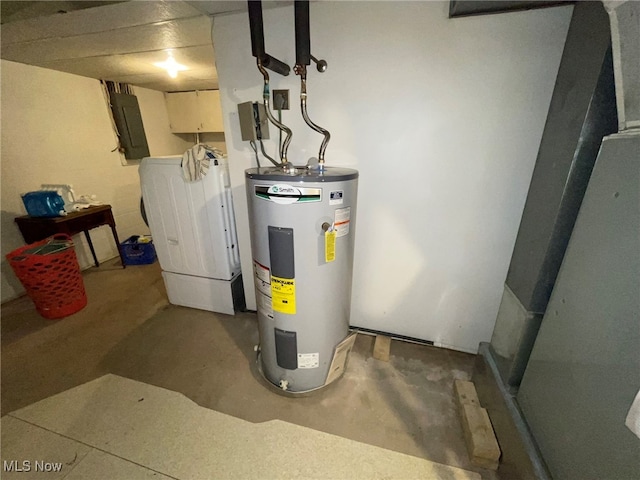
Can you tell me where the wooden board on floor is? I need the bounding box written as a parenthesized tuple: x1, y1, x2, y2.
(454, 379, 481, 409)
(460, 404, 501, 470)
(373, 335, 391, 362)
(454, 379, 500, 470)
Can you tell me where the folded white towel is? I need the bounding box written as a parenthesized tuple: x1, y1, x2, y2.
(181, 144, 224, 182)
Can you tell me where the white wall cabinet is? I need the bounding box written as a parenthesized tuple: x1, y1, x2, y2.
(165, 90, 224, 133)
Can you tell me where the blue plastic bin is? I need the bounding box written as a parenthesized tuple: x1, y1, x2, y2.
(120, 236, 156, 265)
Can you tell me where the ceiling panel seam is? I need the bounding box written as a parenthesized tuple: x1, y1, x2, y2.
(33, 44, 215, 65)
(2, 14, 211, 47)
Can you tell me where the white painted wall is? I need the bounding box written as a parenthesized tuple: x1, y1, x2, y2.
(1, 59, 191, 302)
(198, 133, 227, 154)
(213, 1, 572, 352)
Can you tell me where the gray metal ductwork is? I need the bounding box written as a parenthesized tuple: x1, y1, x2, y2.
(489, 1, 618, 390)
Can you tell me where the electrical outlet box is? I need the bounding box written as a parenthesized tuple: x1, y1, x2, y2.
(238, 101, 270, 141)
(273, 90, 289, 110)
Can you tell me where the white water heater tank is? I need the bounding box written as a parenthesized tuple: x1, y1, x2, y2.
(246, 165, 358, 393)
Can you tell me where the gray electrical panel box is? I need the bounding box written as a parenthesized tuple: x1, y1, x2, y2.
(237, 101, 270, 141)
(110, 92, 150, 160)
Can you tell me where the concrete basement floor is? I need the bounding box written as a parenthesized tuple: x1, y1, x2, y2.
(1, 260, 499, 480)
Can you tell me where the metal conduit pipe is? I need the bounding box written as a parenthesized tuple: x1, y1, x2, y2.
(259, 139, 280, 167)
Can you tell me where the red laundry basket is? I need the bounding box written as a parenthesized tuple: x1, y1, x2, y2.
(6, 234, 87, 319)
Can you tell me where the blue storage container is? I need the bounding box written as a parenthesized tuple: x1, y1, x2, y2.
(21, 191, 65, 217)
(120, 236, 156, 265)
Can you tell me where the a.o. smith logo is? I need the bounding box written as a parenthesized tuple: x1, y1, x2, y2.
(268, 185, 299, 196)
(255, 185, 322, 204)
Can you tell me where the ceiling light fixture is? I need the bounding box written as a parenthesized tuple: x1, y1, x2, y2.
(154, 52, 188, 79)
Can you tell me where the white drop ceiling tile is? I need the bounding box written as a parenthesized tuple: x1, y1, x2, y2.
(187, 0, 292, 15)
(2, 1, 203, 45)
(107, 72, 185, 83)
(136, 82, 171, 92)
(149, 77, 218, 91)
(102, 72, 218, 92)
(143, 79, 219, 93)
(177, 77, 219, 90)
(142, 44, 216, 70)
(185, 1, 248, 16)
(0, 1, 126, 24)
(115, 71, 219, 92)
(180, 67, 219, 81)
(173, 44, 216, 67)
(99, 56, 216, 86)
(36, 56, 154, 80)
(131, 70, 219, 91)
(37, 45, 216, 80)
(1, 16, 212, 64)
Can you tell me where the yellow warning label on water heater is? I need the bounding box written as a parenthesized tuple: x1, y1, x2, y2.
(271, 276, 296, 314)
(325, 230, 336, 263)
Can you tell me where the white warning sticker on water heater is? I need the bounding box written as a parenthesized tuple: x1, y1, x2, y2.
(298, 353, 319, 369)
(334, 207, 351, 238)
(254, 261, 270, 284)
(257, 290, 273, 319)
(330, 190, 344, 205)
(254, 260, 272, 299)
(256, 279, 271, 298)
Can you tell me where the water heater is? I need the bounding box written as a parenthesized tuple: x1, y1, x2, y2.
(244, 1, 358, 393)
(246, 166, 358, 392)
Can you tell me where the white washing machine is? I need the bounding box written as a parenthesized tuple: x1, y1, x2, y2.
(140, 155, 244, 315)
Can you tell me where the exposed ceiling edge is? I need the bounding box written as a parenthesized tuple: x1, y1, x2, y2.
(449, 1, 575, 18)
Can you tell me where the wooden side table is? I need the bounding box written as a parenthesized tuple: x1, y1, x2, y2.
(14, 204, 126, 268)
